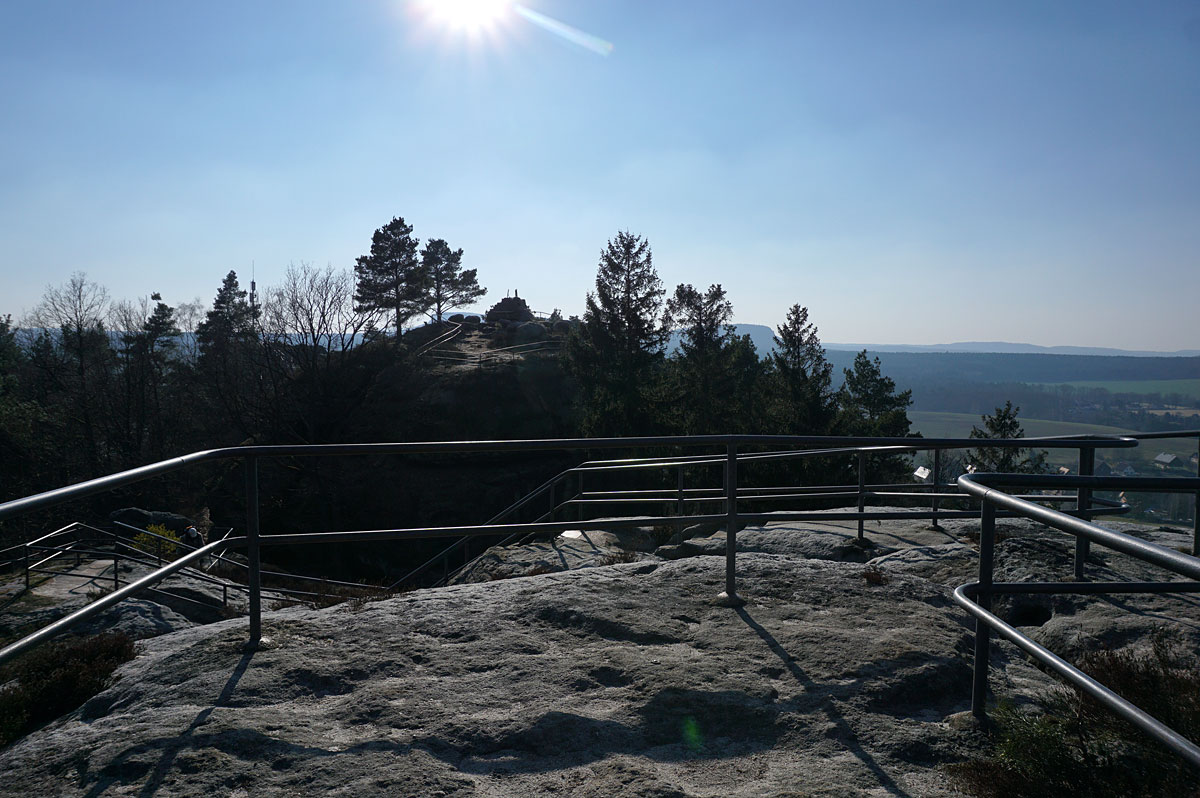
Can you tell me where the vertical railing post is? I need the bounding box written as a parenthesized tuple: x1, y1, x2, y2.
(676, 465, 685, 540)
(931, 448, 942, 530)
(23, 543, 29, 592)
(1193, 436, 1199, 556)
(156, 537, 162, 567)
(113, 546, 120, 591)
(576, 470, 584, 522)
(971, 501, 997, 720)
(716, 442, 744, 607)
(1074, 447, 1094, 580)
(857, 451, 867, 541)
(245, 455, 262, 644)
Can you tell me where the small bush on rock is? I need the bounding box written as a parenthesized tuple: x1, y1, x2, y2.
(132, 523, 179, 560)
(0, 632, 136, 748)
(598, 551, 640, 566)
(861, 564, 888, 585)
(948, 630, 1200, 797)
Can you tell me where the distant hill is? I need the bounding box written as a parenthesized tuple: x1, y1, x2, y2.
(674, 328, 1200, 360)
(669, 324, 778, 357)
(824, 341, 1200, 358)
(821, 350, 1200, 386)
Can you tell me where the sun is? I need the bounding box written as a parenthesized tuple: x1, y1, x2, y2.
(415, 0, 511, 32)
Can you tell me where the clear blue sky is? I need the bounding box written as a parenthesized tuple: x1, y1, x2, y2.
(2, 1, 1198, 350)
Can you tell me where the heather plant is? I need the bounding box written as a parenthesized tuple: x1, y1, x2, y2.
(0, 632, 135, 748)
(948, 630, 1200, 798)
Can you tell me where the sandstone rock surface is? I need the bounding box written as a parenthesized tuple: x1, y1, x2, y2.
(3, 514, 1199, 796)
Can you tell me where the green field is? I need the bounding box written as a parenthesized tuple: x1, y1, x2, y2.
(908, 411, 1197, 467)
(1036, 378, 1200, 399)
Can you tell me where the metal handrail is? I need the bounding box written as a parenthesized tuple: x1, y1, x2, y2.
(413, 321, 463, 356)
(956, 471, 1200, 768)
(396, 434, 1157, 589)
(0, 433, 1194, 673)
(108, 521, 381, 595)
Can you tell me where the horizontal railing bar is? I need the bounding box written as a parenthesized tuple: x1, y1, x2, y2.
(953, 583, 1200, 768)
(969, 474, 1200, 492)
(960, 474, 1200, 581)
(1, 433, 1157, 523)
(1127, 431, 1200, 441)
(26, 551, 69, 571)
(250, 514, 731, 547)
(22, 523, 84, 548)
(980, 581, 1200, 595)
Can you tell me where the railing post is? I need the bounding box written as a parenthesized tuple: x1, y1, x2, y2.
(576, 471, 584, 522)
(931, 448, 942, 530)
(676, 465, 685, 541)
(156, 536, 162, 567)
(1074, 447, 1094, 580)
(857, 451, 867, 541)
(245, 455, 261, 644)
(716, 443, 744, 607)
(113, 546, 119, 591)
(971, 501, 997, 720)
(23, 543, 29, 592)
(1194, 436, 1199, 556)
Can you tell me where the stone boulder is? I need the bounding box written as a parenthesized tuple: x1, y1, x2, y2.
(485, 296, 534, 324)
(76, 598, 197, 640)
(108, 508, 196, 536)
(513, 321, 547, 344)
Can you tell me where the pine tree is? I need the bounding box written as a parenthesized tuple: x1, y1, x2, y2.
(353, 217, 426, 340)
(419, 238, 486, 322)
(770, 304, 835, 434)
(666, 283, 748, 434)
(836, 351, 914, 481)
(196, 271, 260, 437)
(564, 232, 669, 436)
(969, 400, 1048, 473)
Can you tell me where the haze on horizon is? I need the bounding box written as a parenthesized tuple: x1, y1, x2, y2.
(1, 1, 1198, 351)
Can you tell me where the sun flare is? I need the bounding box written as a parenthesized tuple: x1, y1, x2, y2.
(416, 0, 511, 32)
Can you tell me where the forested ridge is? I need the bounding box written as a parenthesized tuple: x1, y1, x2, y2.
(0, 229, 916, 578)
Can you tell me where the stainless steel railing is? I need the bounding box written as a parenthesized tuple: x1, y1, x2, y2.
(957, 469, 1200, 767)
(2, 429, 1199, 770)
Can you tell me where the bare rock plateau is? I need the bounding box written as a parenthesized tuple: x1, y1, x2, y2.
(2, 514, 1198, 797)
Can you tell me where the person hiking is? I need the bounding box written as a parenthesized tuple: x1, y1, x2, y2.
(182, 525, 203, 549)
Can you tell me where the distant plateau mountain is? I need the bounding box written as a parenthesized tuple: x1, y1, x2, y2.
(717, 325, 1198, 359)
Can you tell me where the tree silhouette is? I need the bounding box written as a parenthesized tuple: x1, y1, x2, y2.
(969, 400, 1048, 473)
(419, 238, 486, 322)
(837, 350, 914, 481)
(353, 217, 426, 341)
(565, 231, 668, 436)
(771, 303, 835, 435)
(666, 283, 749, 434)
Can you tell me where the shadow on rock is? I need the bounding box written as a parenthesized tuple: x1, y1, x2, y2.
(735, 607, 916, 798)
(445, 687, 783, 774)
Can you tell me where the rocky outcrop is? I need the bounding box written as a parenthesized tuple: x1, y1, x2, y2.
(0, 553, 1003, 796)
(108, 508, 197, 535)
(485, 296, 534, 324)
(3, 514, 1198, 796)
